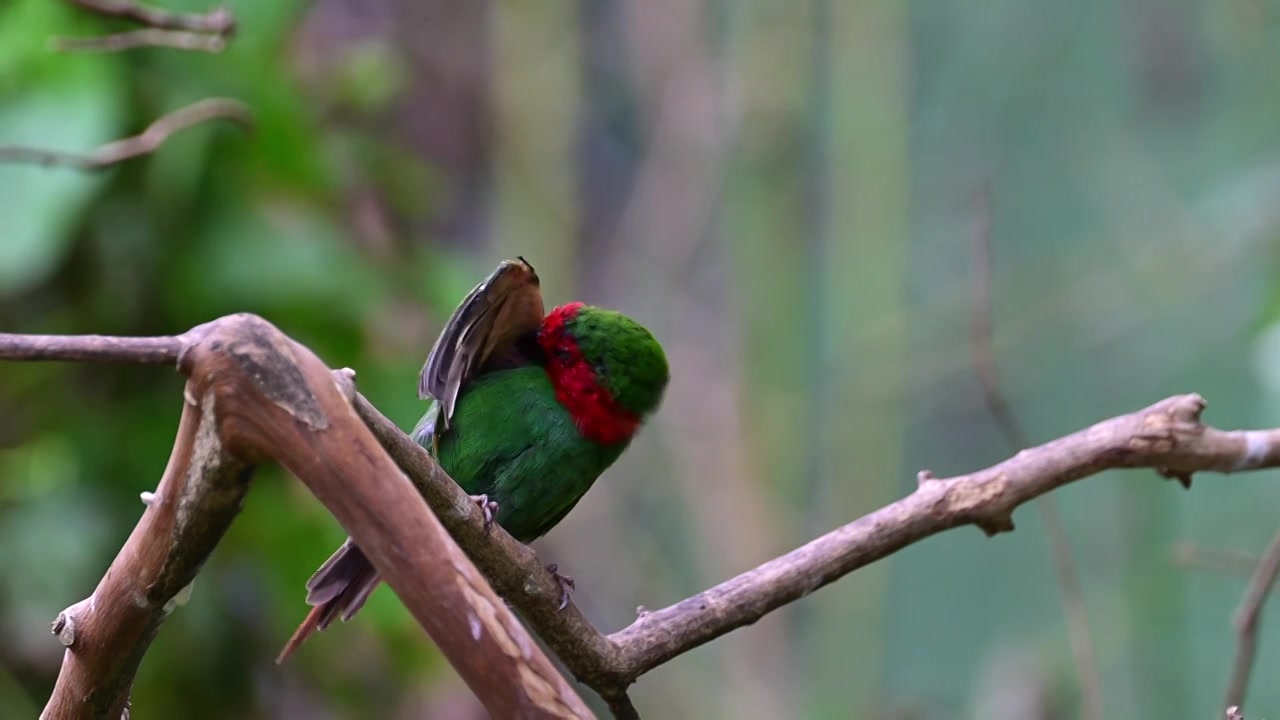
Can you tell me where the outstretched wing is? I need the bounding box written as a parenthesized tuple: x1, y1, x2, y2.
(418, 257, 545, 430)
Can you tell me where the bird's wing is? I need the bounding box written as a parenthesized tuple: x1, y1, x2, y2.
(409, 398, 439, 448)
(417, 257, 545, 430)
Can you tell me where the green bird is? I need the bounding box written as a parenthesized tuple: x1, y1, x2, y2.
(277, 257, 669, 662)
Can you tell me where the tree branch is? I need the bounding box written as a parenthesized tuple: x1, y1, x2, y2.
(359, 366, 1280, 695)
(0, 99, 252, 171)
(67, 0, 236, 35)
(41, 379, 251, 719)
(52, 29, 230, 53)
(30, 315, 592, 719)
(1223, 528, 1280, 712)
(968, 182, 1103, 720)
(1172, 542, 1265, 581)
(0, 333, 182, 364)
(604, 393, 1280, 684)
(10, 323, 1280, 716)
(349, 394, 627, 687)
(56, 1, 236, 54)
(1172, 535, 1280, 710)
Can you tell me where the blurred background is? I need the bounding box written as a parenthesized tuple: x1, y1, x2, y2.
(3, 0, 1280, 718)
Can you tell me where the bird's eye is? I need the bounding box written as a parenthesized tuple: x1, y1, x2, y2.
(557, 349, 572, 367)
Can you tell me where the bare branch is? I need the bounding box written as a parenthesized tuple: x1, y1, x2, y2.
(969, 183, 1030, 450)
(55, 1, 235, 54)
(1224, 528, 1280, 711)
(968, 183, 1104, 720)
(33, 316, 592, 719)
(67, 0, 235, 35)
(51, 29, 227, 53)
(0, 98, 251, 171)
(365, 349, 1280, 698)
(41, 384, 252, 719)
(0, 333, 182, 364)
(606, 394, 1280, 683)
(351, 393, 629, 690)
(11, 326, 1280, 715)
(1171, 542, 1261, 580)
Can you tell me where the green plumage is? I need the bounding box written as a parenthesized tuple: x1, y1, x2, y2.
(413, 366, 629, 542)
(565, 308, 669, 417)
(278, 259, 667, 662)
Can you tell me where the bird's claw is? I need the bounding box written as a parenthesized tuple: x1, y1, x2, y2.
(545, 564, 576, 610)
(469, 494, 499, 534)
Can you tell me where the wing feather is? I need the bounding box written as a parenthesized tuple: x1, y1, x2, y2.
(417, 257, 545, 429)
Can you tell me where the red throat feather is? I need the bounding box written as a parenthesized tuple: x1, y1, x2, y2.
(538, 302, 640, 445)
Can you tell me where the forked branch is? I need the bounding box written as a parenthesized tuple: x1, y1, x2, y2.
(7, 321, 1280, 717)
(24, 316, 592, 720)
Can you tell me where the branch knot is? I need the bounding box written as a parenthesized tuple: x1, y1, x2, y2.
(936, 474, 1015, 535)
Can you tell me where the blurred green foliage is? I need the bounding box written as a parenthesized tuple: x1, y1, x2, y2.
(4, 1, 1280, 718)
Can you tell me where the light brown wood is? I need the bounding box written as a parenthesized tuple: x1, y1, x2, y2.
(38, 314, 591, 720)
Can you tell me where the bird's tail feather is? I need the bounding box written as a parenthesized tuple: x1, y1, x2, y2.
(275, 538, 381, 664)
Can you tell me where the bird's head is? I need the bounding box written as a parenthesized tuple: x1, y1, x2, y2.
(538, 302, 669, 437)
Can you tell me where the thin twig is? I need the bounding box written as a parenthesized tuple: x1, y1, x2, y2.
(56, 1, 235, 55)
(969, 184, 1030, 450)
(67, 0, 235, 35)
(0, 99, 251, 171)
(968, 182, 1105, 720)
(1171, 542, 1262, 580)
(51, 29, 227, 53)
(0, 333, 182, 364)
(1224, 527, 1280, 710)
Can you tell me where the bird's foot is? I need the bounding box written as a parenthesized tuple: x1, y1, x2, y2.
(469, 494, 499, 534)
(545, 564, 576, 611)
